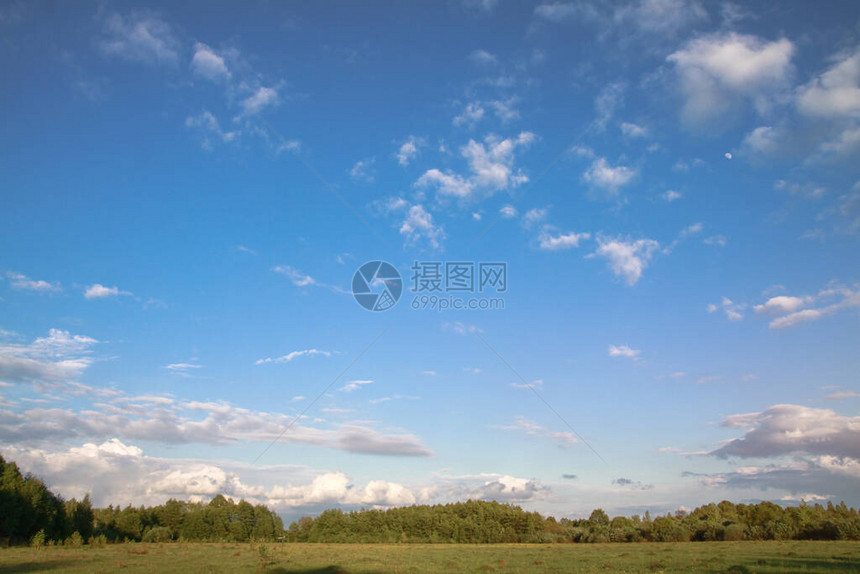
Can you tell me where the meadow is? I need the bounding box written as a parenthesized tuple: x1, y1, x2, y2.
(1, 540, 858, 573)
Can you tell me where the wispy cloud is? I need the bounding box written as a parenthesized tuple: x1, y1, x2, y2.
(5, 272, 61, 293)
(255, 349, 333, 365)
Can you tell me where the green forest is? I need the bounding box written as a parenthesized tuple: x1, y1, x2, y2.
(0, 455, 284, 545)
(3, 454, 859, 547)
(287, 499, 860, 544)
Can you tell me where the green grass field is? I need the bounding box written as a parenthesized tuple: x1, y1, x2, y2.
(1, 541, 858, 573)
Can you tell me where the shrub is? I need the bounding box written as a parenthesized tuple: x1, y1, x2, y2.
(143, 526, 173, 543)
(724, 523, 746, 541)
(64, 531, 84, 547)
(30, 530, 46, 549)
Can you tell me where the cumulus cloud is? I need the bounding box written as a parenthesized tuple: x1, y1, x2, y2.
(796, 47, 860, 119)
(750, 283, 860, 329)
(84, 284, 131, 299)
(397, 136, 422, 166)
(0, 439, 432, 510)
(190, 43, 231, 82)
(99, 11, 180, 66)
(668, 32, 794, 126)
(415, 132, 535, 202)
(4, 272, 61, 293)
(592, 237, 660, 285)
(399, 204, 446, 249)
(431, 470, 550, 503)
(583, 157, 637, 197)
(711, 404, 860, 460)
(538, 228, 590, 251)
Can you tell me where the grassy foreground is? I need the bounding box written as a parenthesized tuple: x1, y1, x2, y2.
(0, 541, 858, 573)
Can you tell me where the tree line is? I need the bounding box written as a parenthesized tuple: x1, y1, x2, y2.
(0, 455, 284, 545)
(3, 454, 859, 546)
(287, 499, 860, 543)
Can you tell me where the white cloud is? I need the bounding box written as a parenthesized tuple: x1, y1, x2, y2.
(468, 49, 497, 66)
(796, 47, 860, 118)
(453, 102, 485, 128)
(825, 391, 859, 401)
(614, 0, 707, 35)
(0, 329, 98, 386)
(707, 296, 746, 321)
(255, 349, 331, 364)
(490, 98, 521, 123)
(416, 132, 535, 202)
(399, 204, 446, 250)
(754, 295, 807, 315)
(415, 170, 473, 198)
(593, 237, 660, 285)
(534, 2, 592, 22)
(99, 11, 180, 66)
(668, 32, 795, 126)
(499, 205, 518, 218)
(751, 283, 860, 329)
(190, 43, 231, 82)
(464, 0, 500, 13)
(239, 86, 279, 116)
(349, 158, 375, 182)
(703, 235, 727, 246)
(0, 399, 432, 457)
(742, 125, 782, 155)
(271, 265, 317, 287)
(522, 207, 547, 228)
(583, 157, 637, 196)
(185, 110, 238, 149)
(538, 228, 590, 251)
(620, 122, 648, 139)
(164, 363, 202, 378)
(499, 415, 577, 446)
(84, 284, 131, 299)
(712, 404, 860, 460)
(339, 379, 373, 393)
(397, 136, 422, 166)
(4, 272, 61, 293)
(0, 439, 433, 510)
(594, 83, 624, 131)
(443, 322, 483, 336)
(661, 190, 682, 202)
(608, 344, 640, 359)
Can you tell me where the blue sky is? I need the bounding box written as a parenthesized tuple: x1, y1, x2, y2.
(1, 0, 859, 521)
